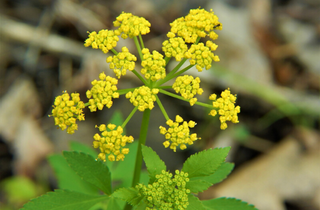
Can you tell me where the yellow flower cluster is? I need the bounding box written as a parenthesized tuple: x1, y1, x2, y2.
(136, 170, 190, 210)
(185, 42, 219, 72)
(113, 12, 151, 39)
(93, 124, 134, 162)
(125, 86, 159, 111)
(172, 75, 203, 106)
(162, 37, 188, 61)
(106, 46, 137, 79)
(86, 72, 119, 112)
(84, 29, 120, 53)
(209, 88, 240, 130)
(159, 115, 198, 152)
(141, 48, 166, 81)
(51, 91, 85, 134)
(168, 8, 222, 43)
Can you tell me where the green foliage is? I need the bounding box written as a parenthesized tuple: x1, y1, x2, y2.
(21, 190, 108, 210)
(48, 154, 99, 195)
(187, 194, 206, 210)
(141, 145, 166, 183)
(63, 151, 112, 195)
(202, 197, 259, 210)
(182, 147, 231, 178)
(70, 141, 98, 157)
(112, 187, 142, 206)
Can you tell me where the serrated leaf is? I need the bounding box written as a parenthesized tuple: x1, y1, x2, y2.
(63, 151, 112, 195)
(141, 145, 166, 183)
(112, 187, 143, 206)
(187, 194, 206, 210)
(186, 179, 212, 193)
(202, 197, 258, 210)
(106, 196, 121, 210)
(21, 189, 108, 210)
(182, 147, 230, 178)
(70, 141, 98, 158)
(198, 162, 234, 185)
(48, 155, 99, 194)
(190, 162, 234, 186)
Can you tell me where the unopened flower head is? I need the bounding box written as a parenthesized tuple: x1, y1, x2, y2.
(84, 29, 120, 53)
(86, 72, 119, 112)
(51, 91, 85, 134)
(136, 170, 190, 210)
(209, 88, 240, 130)
(172, 75, 203, 106)
(93, 124, 134, 162)
(162, 37, 188, 61)
(159, 115, 199, 152)
(141, 48, 166, 81)
(185, 42, 219, 72)
(168, 8, 222, 43)
(113, 12, 151, 39)
(106, 46, 137, 79)
(125, 86, 159, 111)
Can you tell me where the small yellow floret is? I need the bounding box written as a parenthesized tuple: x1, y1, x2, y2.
(125, 86, 159, 111)
(140, 49, 166, 81)
(84, 29, 119, 54)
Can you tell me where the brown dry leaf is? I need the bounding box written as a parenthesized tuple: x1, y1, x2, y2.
(0, 78, 52, 176)
(204, 127, 320, 210)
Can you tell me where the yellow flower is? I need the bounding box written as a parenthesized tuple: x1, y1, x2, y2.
(209, 88, 240, 130)
(172, 75, 203, 106)
(162, 37, 188, 61)
(136, 170, 190, 210)
(125, 86, 159, 111)
(159, 115, 199, 152)
(86, 72, 119, 112)
(185, 42, 219, 72)
(140, 48, 166, 81)
(51, 91, 85, 134)
(106, 46, 137, 78)
(84, 29, 120, 53)
(93, 124, 134, 162)
(168, 8, 222, 43)
(113, 12, 151, 39)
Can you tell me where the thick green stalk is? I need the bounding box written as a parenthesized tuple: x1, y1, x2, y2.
(124, 109, 151, 210)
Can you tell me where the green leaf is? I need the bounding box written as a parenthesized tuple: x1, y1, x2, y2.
(202, 197, 258, 210)
(106, 196, 121, 210)
(141, 145, 166, 183)
(48, 154, 99, 195)
(112, 187, 143, 206)
(187, 194, 206, 210)
(63, 151, 112, 195)
(21, 189, 108, 210)
(70, 141, 98, 158)
(199, 162, 234, 185)
(186, 179, 212, 193)
(182, 147, 230, 178)
(109, 110, 125, 131)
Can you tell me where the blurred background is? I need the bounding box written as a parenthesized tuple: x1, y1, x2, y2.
(0, 0, 319, 209)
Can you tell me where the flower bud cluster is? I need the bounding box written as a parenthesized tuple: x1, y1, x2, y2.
(141, 48, 166, 81)
(162, 37, 188, 61)
(93, 124, 134, 161)
(86, 72, 119, 112)
(51, 91, 85, 134)
(106, 47, 137, 79)
(209, 88, 240, 130)
(168, 8, 222, 43)
(126, 86, 159, 112)
(136, 170, 190, 210)
(113, 12, 151, 39)
(172, 75, 203, 106)
(84, 29, 120, 53)
(159, 115, 198, 152)
(185, 43, 219, 72)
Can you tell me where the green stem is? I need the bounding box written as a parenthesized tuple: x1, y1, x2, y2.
(139, 34, 145, 49)
(172, 64, 194, 78)
(155, 58, 188, 86)
(122, 106, 138, 128)
(159, 89, 213, 109)
(134, 36, 143, 61)
(111, 48, 118, 55)
(155, 95, 169, 121)
(132, 70, 148, 86)
(164, 56, 171, 66)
